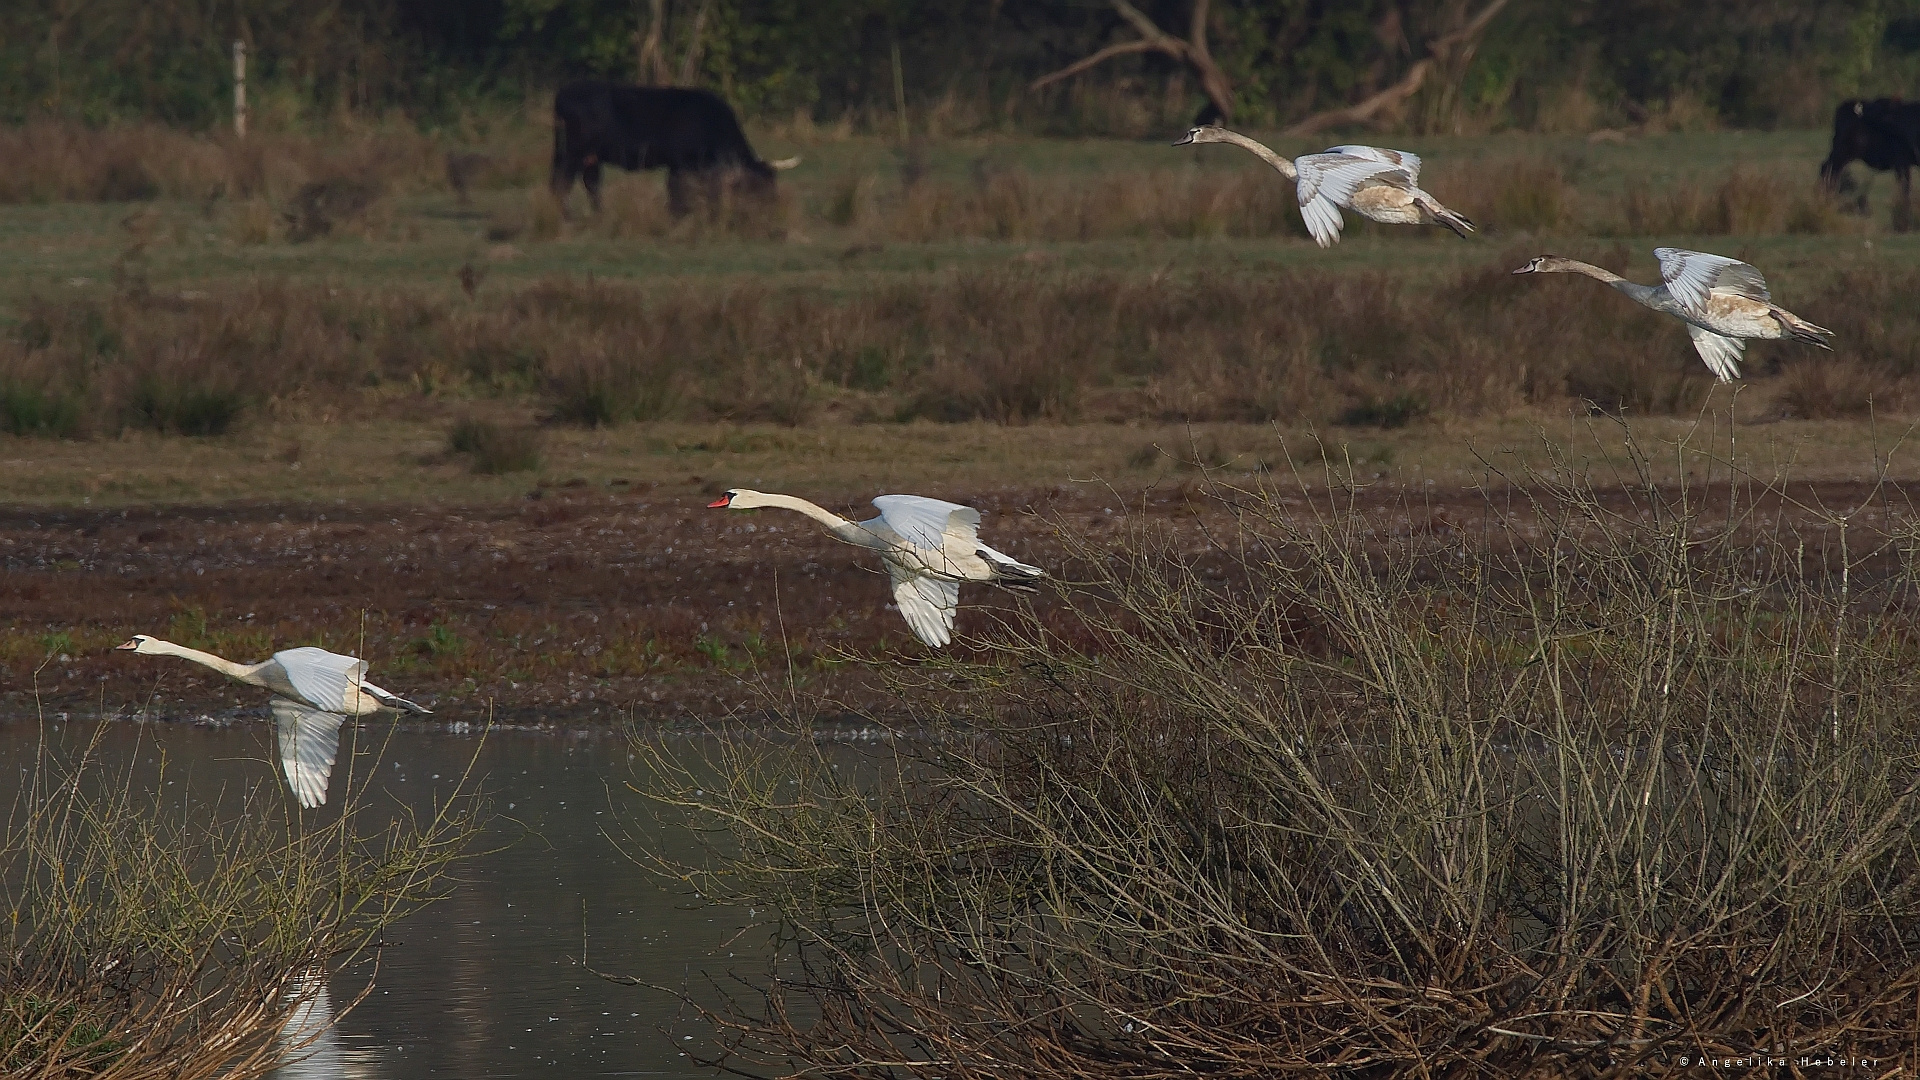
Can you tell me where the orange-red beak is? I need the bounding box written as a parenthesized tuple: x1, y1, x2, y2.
(115, 638, 139, 650)
(707, 495, 732, 508)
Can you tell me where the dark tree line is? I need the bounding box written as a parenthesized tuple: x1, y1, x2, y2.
(4, 0, 1919, 130)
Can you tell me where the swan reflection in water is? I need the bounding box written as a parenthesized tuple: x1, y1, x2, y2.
(273, 970, 383, 1080)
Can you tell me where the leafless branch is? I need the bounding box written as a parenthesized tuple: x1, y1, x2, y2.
(1283, 0, 1511, 138)
(1030, 0, 1233, 122)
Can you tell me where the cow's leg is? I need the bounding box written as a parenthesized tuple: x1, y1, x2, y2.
(582, 159, 604, 215)
(667, 169, 693, 217)
(1897, 166, 1913, 233)
(549, 165, 577, 220)
(549, 126, 577, 218)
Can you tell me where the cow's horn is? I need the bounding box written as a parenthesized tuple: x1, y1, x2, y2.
(769, 156, 802, 170)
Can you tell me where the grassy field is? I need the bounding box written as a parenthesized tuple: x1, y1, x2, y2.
(6, 414, 1920, 508)
(5, 124, 1920, 509)
(0, 127, 1909, 300)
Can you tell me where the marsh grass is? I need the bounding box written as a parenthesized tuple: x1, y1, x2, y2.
(636, 428, 1920, 1076)
(8, 256, 1911, 438)
(0, 713, 485, 1079)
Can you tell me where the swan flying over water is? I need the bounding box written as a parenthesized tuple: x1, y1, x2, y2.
(1174, 124, 1474, 247)
(708, 490, 1045, 648)
(1512, 248, 1833, 382)
(116, 635, 429, 808)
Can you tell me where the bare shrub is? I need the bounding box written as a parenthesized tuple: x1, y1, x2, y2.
(2, 722, 482, 1079)
(638, 435, 1920, 1075)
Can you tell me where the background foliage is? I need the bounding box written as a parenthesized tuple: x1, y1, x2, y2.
(4, 0, 1920, 132)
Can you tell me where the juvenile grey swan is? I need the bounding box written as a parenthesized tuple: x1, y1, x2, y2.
(1174, 124, 1474, 247)
(708, 490, 1045, 648)
(117, 635, 429, 808)
(1512, 248, 1834, 382)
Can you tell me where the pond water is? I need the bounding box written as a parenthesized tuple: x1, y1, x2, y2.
(2, 718, 763, 1080)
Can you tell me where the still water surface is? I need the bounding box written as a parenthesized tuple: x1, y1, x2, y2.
(3, 719, 756, 1080)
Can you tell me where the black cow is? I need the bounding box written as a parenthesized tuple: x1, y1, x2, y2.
(1820, 97, 1920, 231)
(550, 82, 794, 217)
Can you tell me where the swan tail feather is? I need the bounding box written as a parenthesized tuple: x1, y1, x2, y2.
(1775, 308, 1834, 350)
(978, 544, 1045, 590)
(1427, 198, 1475, 239)
(362, 681, 432, 714)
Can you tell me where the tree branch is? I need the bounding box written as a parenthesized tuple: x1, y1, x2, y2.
(1027, 0, 1233, 122)
(1281, 0, 1510, 138)
(1030, 40, 1161, 91)
(1112, 0, 1183, 51)
(1283, 59, 1434, 137)
(1188, 0, 1212, 58)
(676, 0, 712, 85)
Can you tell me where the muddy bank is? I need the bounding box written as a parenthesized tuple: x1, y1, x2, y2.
(2, 483, 1142, 722)
(4, 478, 1906, 723)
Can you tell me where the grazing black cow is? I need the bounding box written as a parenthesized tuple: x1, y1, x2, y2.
(1820, 97, 1920, 231)
(550, 81, 793, 217)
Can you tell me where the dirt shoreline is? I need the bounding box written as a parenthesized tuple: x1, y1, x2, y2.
(5, 478, 1906, 725)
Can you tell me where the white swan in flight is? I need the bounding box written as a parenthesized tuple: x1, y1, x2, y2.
(1174, 124, 1474, 247)
(1512, 248, 1834, 382)
(116, 635, 429, 808)
(709, 490, 1045, 648)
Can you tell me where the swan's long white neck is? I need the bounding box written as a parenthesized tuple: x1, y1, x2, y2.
(1543, 261, 1666, 307)
(735, 492, 887, 549)
(742, 492, 853, 530)
(1549, 259, 1626, 285)
(1212, 129, 1298, 181)
(145, 638, 265, 684)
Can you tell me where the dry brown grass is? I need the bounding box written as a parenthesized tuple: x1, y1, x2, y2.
(1616, 168, 1851, 236)
(0, 118, 546, 205)
(7, 254, 1910, 440)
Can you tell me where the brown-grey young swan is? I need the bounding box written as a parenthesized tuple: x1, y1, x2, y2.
(1512, 248, 1833, 382)
(708, 490, 1045, 649)
(1174, 124, 1474, 247)
(116, 635, 429, 808)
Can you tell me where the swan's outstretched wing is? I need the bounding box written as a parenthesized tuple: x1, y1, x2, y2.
(886, 562, 960, 648)
(273, 646, 368, 712)
(1293, 154, 1411, 247)
(1686, 323, 1747, 383)
(1322, 144, 1422, 184)
(1656, 248, 1770, 315)
(271, 697, 345, 809)
(1297, 192, 1347, 248)
(873, 495, 980, 573)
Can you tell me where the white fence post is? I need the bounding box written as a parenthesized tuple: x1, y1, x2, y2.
(233, 40, 247, 137)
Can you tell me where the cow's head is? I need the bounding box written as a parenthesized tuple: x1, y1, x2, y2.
(1822, 99, 1872, 188)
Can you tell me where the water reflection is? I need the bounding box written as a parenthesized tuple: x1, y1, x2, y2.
(2, 720, 747, 1080)
(277, 971, 382, 1079)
